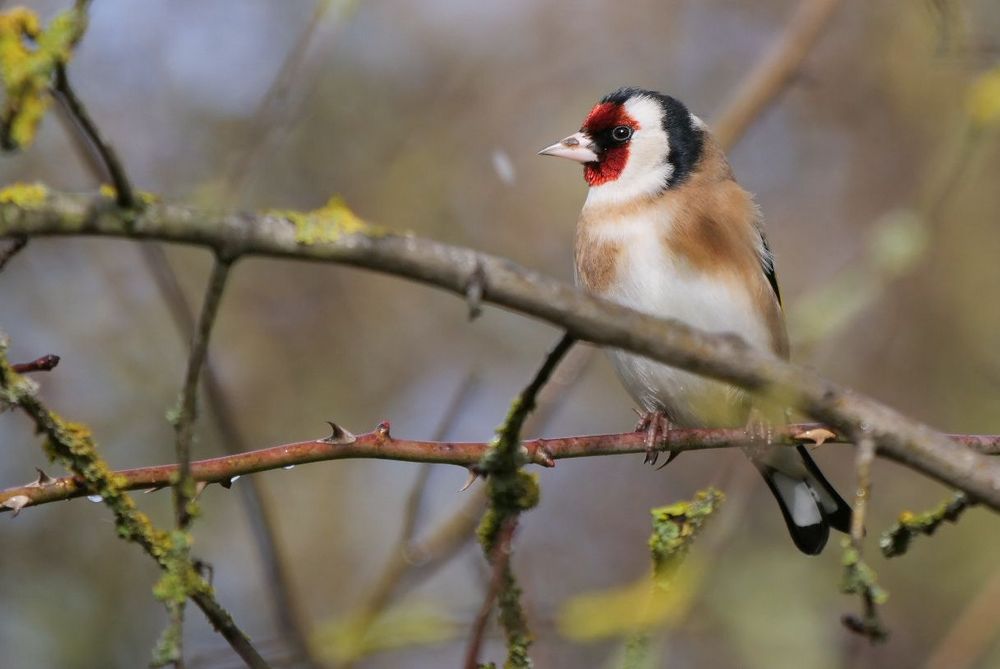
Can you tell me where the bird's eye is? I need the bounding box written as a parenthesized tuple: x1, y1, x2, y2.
(611, 125, 633, 142)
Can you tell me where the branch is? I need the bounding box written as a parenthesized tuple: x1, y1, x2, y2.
(11, 353, 60, 373)
(712, 0, 844, 148)
(51, 65, 135, 209)
(463, 517, 517, 669)
(173, 258, 230, 528)
(0, 235, 27, 272)
(3, 192, 1000, 510)
(3, 422, 998, 514)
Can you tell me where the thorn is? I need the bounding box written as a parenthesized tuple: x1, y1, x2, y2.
(459, 468, 480, 492)
(322, 421, 357, 445)
(194, 481, 208, 497)
(219, 475, 240, 489)
(3, 495, 30, 517)
(375, 420, 391, 441)
(26, 468, 54, 488)
(144, 485, 167, 494)
(193, 559, 215, 586)
(795, 427, 837, 446)
(464, 260, 486, 321)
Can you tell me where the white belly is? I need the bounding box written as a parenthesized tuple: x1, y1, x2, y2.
(582, 217, 772, 427)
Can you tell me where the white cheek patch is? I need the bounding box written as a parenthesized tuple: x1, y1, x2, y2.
(586, 95, 673, 207)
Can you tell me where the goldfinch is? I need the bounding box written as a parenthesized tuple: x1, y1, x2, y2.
(539, 87, 851, 554)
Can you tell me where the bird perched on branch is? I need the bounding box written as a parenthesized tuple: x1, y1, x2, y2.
(539, 87, 851, 554)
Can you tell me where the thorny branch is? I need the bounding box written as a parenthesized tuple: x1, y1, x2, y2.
(2, 422, 998, 515)
(0, 347, 270, 669)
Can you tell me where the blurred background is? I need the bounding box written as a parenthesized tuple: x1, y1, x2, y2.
(2, 1, 1000, 667)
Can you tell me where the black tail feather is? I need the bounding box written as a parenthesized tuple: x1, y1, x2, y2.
(797, 445, 853, 533)
(757, 447, 852, 555)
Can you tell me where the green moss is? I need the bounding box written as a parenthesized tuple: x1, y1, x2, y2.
(649, 487, 724, 586)
(496, 565, 532, 669)
(0, 181, 47, 206)
(880, 492, 973, 558)
(0, 6, 88, 150)
(268, 195, 379, 245)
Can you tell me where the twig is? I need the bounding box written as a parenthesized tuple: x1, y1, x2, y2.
(840, 435, 888, 642)
(880, 492, 974, 558)
(11, 354, 60, 373)
(174, 258, 231, 528)
(3, 422, 999, 514)
(471, 333, 576, 668)
(712, 0, 844, 149)
(0, 236, 27, 272)
(51, 65, 135, 209)
(463, 517, 517, 669)
(161, 257, 231, 664)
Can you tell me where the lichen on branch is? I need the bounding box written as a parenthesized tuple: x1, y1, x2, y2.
(267, 195, 378, 245)
(0, 6, 88, 150)
(880, 492, 974, 558)
(0, 334, 268, 667)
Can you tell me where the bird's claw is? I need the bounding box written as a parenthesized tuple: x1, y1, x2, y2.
(635, 410, 673, 467)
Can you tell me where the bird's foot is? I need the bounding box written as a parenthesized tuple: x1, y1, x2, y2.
(633, 409, 677, 469)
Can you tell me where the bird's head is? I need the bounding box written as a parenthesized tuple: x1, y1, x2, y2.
(539, 87, 706, 203)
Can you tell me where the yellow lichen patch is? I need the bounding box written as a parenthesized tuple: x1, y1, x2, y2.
(968, 66, 1000, 126)
(99, 183, 159, 204)
(0, 181, 47, 206)
(0, 6, 88, 149)
(269, 196, 378, 245)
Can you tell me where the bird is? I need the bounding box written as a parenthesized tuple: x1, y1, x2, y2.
(538, 87, 851, 554)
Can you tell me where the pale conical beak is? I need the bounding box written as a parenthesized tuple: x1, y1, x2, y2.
(538, 131, 599, 163)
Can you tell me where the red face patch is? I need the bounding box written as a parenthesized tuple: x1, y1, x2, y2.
(580, 103, 639, 186)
